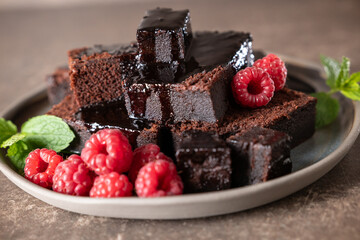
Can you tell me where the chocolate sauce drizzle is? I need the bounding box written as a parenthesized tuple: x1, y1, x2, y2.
(75, 97, 151, 133)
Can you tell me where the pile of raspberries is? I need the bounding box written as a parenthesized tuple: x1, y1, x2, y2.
(24, 129, 183, 198)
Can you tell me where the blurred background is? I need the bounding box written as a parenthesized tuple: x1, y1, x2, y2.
(1, 0, 360, 239)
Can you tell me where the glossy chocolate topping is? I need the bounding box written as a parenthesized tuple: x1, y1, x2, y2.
(189, 31, 253, 71)
(138, 8, 190, 31)
(75, 97, 151, 133)
(125, 31, 252, 85)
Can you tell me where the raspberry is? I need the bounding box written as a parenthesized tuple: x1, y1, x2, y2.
(231, 66, 275, 108)
(253, 53, 287, 91)
(81, 129, 133, 175)
(90, 172, 133, 198)
(24, 148, 63, 189)
(53, 155, 94, 196)
(135, 160, 183, 197)
(128, 144, 172, 184)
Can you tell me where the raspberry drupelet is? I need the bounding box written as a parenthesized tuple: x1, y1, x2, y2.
(81, 129, 133, 175)
(24, 148, 63, 189)
(135, 159, 183, 197)
(231, 66, 275, 108)
(128, 144, 172, 184)
(253, 53, 287, 91)
(90, 172, 133, 198)
(53, 154, 94, 196)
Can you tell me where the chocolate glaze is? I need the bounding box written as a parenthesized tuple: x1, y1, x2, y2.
(75, 97, 151, 146)
(139, 8, 191, 31)
(125, 82, 175, 121)
(189, 31, 253, 71)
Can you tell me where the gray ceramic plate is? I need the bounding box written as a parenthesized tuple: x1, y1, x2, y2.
(1, 56, 359, 220)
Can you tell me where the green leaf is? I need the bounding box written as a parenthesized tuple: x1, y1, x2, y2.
(343, 72, 360, 88)
(341, 89, 360, 101)
(7, 140, 31, 173)
(311, 92, 340, 129)
(336, 57, 350, 88)
(1, 133, 26, 148)
(320, 55, 341, 89)
(0, 118, 17, 145)
(21, 115, 75, 152)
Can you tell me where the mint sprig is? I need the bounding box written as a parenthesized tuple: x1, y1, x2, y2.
(1, 133, 26, 148)
(21, 115, 75, 152)
(0, 115, 75, 173)
(312, 56, 360, 129)
(7, 141, 32, 172)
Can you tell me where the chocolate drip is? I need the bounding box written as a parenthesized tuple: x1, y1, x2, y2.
(75, 97, 151, 133)
(157, 84, 173, 122)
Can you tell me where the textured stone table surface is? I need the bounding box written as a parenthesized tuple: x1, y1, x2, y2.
(1, 0, 360, 239)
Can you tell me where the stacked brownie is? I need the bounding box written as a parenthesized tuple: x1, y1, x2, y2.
(46, 8, 316, 193)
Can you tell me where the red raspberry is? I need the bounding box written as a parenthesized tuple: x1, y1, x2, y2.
(135, 160, 183, 198)
(231, 66, 275, 108)
(53, 155, 94, 196)
(81, 129, 133, 175)
(90, 172, 133, 198)
(128, 144, 172, 184)
(24, 149, 63, 189)
(253, 53, 287, 91)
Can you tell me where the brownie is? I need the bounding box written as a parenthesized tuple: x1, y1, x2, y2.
(169, 66, 234, 123)
(170, 87, 317, 148)
(226, 127, 292, 187)
(174, 130, 232, 193)
(137, 8, 192, 64)
(46, 66, 71, 105)
(68, 43, 137, 108)
(124, 31, 253, 123)
(124, 65, 233, 123)
(46, 94, 160, 150)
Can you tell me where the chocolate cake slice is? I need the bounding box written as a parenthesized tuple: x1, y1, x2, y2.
(68, 43, 137, 108)
(46, 66, 70, 105)
(226, 127, 292, 187)
(171, 87, 316, 148)
(124, 65, 233, 123)
(137, 8, 192, 64)
(174, 130, 232, 193)
(124, 31, 253, 123)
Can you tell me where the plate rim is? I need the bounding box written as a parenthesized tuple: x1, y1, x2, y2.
(1, 56, 360, 219)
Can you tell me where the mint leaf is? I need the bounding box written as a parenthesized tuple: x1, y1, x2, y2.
(311, 92, 340, 129)
(21, 115, 75, 152)
(341, 88, 360, 101)
(7, 140, 32, 173)
(0, 118, 17, 145)
(336, 57, 350, 88)
(320, 55, 341, 89)
(343, 72, 360, 88)
(1, 133, 26, 148)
